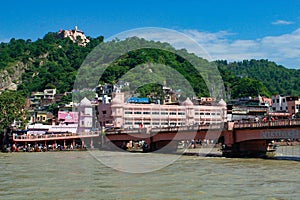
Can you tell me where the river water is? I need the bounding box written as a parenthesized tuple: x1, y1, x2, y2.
(0, 146, 299, 200)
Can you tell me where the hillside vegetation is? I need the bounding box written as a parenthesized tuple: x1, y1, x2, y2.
(217, 60, 300, 97)
(0, 32, 104, 95)
(0, 32, 299, 99)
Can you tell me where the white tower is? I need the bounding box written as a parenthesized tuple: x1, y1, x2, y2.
(78, 97, 93, 133)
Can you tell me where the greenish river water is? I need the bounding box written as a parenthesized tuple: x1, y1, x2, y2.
(0, 146, 299, 200)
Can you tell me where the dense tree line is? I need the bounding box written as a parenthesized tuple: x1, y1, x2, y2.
(216, 59, 300, 97)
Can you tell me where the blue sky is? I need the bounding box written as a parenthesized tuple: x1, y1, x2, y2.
(1, 0, 300, 68)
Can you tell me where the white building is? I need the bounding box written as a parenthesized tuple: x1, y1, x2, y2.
(78, 97, 94, 133)
(98, 93, 227, 129)
(272, 95, 288, 112)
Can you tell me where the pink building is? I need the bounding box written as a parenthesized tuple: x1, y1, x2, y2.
(98, 93, 227, 129)
(58, 111, 78, 123)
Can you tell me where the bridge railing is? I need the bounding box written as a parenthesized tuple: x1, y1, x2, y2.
(233, 119, 300, 129)
(13, 132, 100, 141)
(105, 123, 224, 134)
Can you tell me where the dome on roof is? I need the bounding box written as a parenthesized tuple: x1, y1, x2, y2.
(80, 97, 92, 106)
(182, 97, 194, 106)
(218, 99, 226, 106)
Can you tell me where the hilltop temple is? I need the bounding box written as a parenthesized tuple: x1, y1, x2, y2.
(57, 26, 90, 46)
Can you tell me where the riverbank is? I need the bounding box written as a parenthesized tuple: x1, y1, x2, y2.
(2, 143, 299, 159)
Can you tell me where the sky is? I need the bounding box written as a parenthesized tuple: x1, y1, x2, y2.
(1, 0, 300, 68)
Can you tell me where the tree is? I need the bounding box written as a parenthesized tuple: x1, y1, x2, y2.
(231, 77, 270, 98)
(0, 91, 27, 149)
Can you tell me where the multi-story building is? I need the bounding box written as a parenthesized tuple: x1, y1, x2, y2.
(29, 92, 44, 109)
(98, 93, 227, 129)
(25, 98, 94, 135)
(285, 96, 300, 115)
(272, 95, 300, 116)
(36, 111, 53, 124)
(44, 89, 56, 100)
(272, 95, 288, 112)
(227, 96, 271, 121)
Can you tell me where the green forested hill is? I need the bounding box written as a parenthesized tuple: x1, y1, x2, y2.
(217, 59, 300, 97)
(0, 32, 104, 95)
(0, 32, 299, 99)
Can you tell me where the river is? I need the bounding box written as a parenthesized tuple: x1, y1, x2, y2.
(0, 146, 299, 200)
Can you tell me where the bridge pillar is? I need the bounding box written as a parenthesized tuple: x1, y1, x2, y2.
(82, 139, 85, 149)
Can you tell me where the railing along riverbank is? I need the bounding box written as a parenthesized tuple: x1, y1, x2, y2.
(13, 132, 100, 142)
(233, 119, 300, 129)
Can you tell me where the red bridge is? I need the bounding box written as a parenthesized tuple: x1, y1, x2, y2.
(105, 119, 300, 157)
(12, 120, 300, 157)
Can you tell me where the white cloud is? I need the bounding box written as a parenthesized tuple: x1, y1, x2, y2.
(183, 28, 300, 69)
(108, 27, 300, 69)
(272, 20, 294, 25)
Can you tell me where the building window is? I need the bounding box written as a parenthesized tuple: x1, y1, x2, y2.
(152, 122, 159, 125)
(195, 112, 199, 115)
(178, 112, 185, 115)
(282, 99, 286, 103)
(296, 104, 300, 110)
(292, 106, 295, 110)
(143, 112, 150, 115)
(200, 112, 204, 115)
(169, 112, 176, 115)
(277, 99, 279, 103)
(102, 110, 106, 114)
(125, 122, 132, 125)
(272, 99, 275, 103)
(286, 107, 288, 110)
(205, 113, 210, 115)
(134, 111, 142, 114)
(280, 107, 282, 110)
(43, 117, 46, 120)
(152, 111, 159, 115)
(125, 111, 132, 114)
(161, 112, 168, 115)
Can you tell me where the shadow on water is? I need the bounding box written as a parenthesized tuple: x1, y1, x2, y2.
(273, 156, 300, 162)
